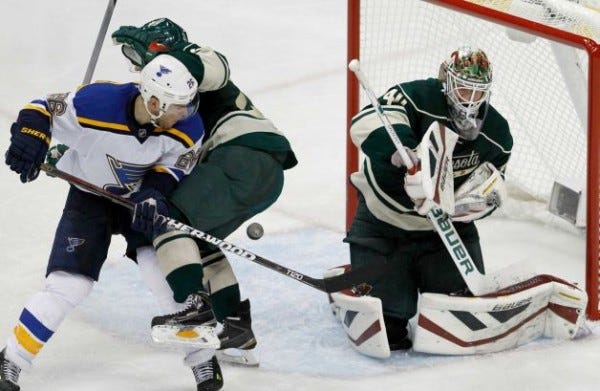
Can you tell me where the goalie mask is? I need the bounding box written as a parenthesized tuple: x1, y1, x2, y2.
(139, 54, 199, 126)
(440, 47, 492, 140)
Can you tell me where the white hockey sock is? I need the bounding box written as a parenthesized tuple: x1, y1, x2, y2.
(6, 271, 93, 371)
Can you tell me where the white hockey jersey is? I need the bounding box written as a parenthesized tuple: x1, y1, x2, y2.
(25, 82, 204, 196)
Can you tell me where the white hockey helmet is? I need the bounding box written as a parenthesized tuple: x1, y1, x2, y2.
(139, 54, 199, 124)
(440, 46, 492, 140)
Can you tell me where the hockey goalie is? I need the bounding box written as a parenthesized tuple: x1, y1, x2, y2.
(329, 151, 587, 355)
(330, 124, 587, 356)
(335, 47, 588, 357)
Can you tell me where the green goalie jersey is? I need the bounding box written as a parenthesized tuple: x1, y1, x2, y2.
(349, 78, 513, 231)
(169, 44, 297, 170)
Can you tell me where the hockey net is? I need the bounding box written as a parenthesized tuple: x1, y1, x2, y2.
(346, 0, 600, 319)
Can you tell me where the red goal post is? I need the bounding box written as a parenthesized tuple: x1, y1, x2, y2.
(346, 0, 600, 319)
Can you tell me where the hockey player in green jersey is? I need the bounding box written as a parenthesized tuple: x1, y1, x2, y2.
(111, 18, 298, 391)
(345, 47, 512, 351)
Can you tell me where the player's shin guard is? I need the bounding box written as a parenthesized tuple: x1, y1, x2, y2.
(5, 271, 93, 371)
(200, 249, 240, 321)
(154, 231, 204, 302)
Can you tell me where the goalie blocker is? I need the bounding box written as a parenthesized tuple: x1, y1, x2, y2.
(325, 266, 587, 358)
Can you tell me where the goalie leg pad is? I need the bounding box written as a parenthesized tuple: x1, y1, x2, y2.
(324, 266, 391, 358)
(413, 274, 587, 355)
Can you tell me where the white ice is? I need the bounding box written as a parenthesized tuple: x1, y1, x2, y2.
(1, 1, 599, 390)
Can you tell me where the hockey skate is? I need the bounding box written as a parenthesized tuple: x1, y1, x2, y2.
(216, 299, 259, 366)
(0, 349, 20, 391)
(151, 292, 220, 348)
(192, 355, 223, 391)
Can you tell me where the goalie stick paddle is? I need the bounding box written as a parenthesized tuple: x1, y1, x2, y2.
(348, 59, 501, 296)
(40, 163, 381, 293)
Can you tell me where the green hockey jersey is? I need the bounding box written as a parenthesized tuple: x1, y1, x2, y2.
(170, 44, 297, 169)
(350, 78, 512, 230)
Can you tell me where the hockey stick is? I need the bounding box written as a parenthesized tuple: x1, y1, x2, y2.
(40, 163, 380, 293)
(348, 59, 498, 295)
(83, 0, 117, 84)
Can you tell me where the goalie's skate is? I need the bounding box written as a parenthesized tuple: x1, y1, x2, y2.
(215, 299, 259, 367)
(0, 349, 21, 391)
(151, 292, 220, 348)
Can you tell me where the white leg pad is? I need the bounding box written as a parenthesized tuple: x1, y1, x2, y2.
(324, 266, 390, 359)
(413, 274, 587, 355)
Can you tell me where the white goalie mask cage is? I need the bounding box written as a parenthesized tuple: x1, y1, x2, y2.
(441, 46, 493, 140)
(139, 54, 199, 124)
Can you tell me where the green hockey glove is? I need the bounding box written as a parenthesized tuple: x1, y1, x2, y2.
(112, 18, 188, 67)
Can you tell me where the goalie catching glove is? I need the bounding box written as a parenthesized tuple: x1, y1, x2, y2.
(451, 162, 507, 222)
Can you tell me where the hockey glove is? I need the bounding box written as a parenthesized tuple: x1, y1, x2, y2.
(130, 188, 170, 237)
(451, 162, 507, 222)
(45, 144, 69, 168)
(112, 18, 188, 67)
(404, 171, 437, 215)
(392, 147, 435, 215)
(5, 110, 51, 183)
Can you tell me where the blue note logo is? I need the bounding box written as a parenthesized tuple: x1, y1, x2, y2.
(104, 155, 149, 195)
(67, 237, 85, 253)
(156, 65, 172, 77)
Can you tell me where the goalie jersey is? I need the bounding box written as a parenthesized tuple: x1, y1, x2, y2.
(21, 82, 204, 196)
(349, 78, 513, 230)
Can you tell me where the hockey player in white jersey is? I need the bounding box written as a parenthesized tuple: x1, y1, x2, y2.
(0, 54, 205, 391)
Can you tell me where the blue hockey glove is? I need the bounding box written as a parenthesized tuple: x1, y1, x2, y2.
(130, 188, 170, 237)
(5, 112, 51, 183)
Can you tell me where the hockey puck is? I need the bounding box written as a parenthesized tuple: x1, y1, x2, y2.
(246, 222, 264, 240)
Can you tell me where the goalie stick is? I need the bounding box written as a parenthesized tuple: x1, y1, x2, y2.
(40, 163, 383, 293)
(83, 0, 117, 84)
(348, 59, 502, 296)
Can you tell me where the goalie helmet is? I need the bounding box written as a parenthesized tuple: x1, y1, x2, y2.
(139, 54, 199, 126)
(439, 46, 492, 140)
